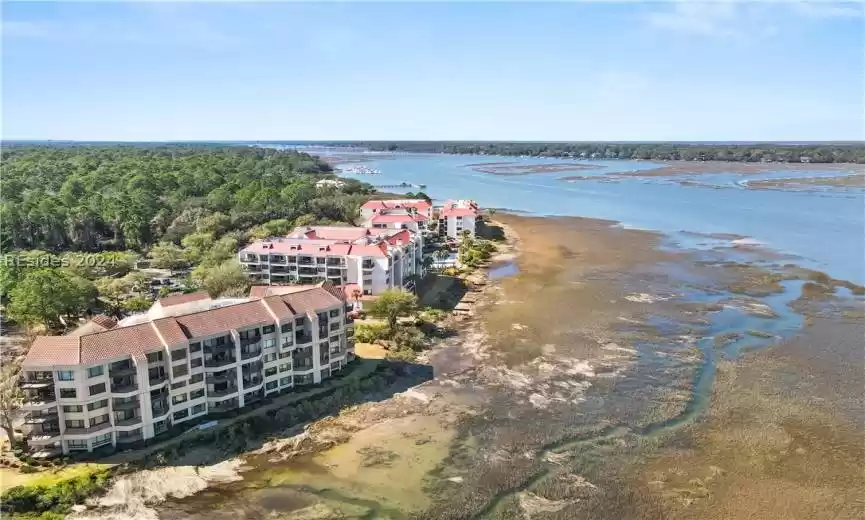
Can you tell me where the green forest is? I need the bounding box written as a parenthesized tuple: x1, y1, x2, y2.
(345, 141, 865, 163)
(0, 145, 374, 328)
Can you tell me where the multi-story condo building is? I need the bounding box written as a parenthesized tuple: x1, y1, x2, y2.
(20, 284, 354, 456)
(438, 200, 480, 239)
(238, 226, 423, 297)
(360, 199, 433, 221)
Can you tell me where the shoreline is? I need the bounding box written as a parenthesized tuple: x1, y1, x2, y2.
(65, 212, 864, 520)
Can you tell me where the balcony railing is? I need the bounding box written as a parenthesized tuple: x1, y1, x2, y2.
(210, 386, 239, 397)
(65, 422, 112, 435)
(117, 431, 143, 444)
(110, 383, 138, 394)
(209, 399, 239, 412)
(115, 416, 142, 428)
(24, 410, 58, 424)
(112, 398, 139, 410)
(241, 347, 262, 360)
(20, 376, 53, 388)
(242, 378, 263, 389)
(149, 373, 167, 386)
(151, 404, 170, 418)
(206, 372, 234, 384)
(205, 357, 237, 368)
(239, 335, 261, 347)
(330, 322, 341, 332)
(295, 333, 313, 345)
(109, 364, 136, 377)
(298, 267, 317, 276)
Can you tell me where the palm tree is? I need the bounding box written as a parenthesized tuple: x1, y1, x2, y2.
(351, 288, 362, 309)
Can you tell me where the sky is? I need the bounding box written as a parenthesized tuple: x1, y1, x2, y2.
(2, 1, 863, 141)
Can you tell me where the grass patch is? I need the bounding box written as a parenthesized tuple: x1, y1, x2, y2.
(1, 465, 112, 518)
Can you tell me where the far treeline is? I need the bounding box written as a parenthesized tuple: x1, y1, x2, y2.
(343, 141, 865, 163)
(0, 145, 377, 327)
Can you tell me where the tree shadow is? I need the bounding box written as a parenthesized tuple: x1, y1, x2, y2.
(477, 221, 505, 241)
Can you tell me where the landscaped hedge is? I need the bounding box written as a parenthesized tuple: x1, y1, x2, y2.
(1, 469, 111, 517)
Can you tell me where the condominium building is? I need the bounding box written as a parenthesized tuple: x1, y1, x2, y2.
(360, 199, 433, 221)
(19, 284, 354, 456)
(238, 226, 423, 296)
(438, 200, 480, 239)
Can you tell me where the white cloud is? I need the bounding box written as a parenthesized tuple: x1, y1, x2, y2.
(646, 1, 746, 40)
(789, 1, 863, 19)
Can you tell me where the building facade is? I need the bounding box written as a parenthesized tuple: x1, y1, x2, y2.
(438, 200, 480, 239)
(238, 226, 423, 296)
(20, 285, 354, 456)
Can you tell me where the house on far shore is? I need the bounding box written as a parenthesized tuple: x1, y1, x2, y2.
(800, 156, 812, 163)
(438, 200, 479, 239)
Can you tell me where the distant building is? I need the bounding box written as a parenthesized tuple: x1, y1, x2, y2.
(438, 200, 480, 239)
(360, 199, 433, 221)
(315, 179, 345, 189)
(20, 284, 354, 456)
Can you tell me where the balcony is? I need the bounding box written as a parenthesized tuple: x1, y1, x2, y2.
(297, 257, 314, 266)
(210, 385, 239, 397)
(20, 375, 53, 389)
(326, 258, 345, 267)
(151, 402, 170, 419)
(292, 356, 314, 371)
(295, 332, 313, 346)
(239, 334, 261, 347)
(115, 416, 142, 428)
(205, 356, 237, 368)
(149, 373, 168, 386)
(241, 346, 262, 360)
(206, 371, 234, 384)
(21, 392, 57, 410)
(204, 340, 234, 354)
(117, 430, 143, 444)
(270, 255, 286, 264)
(65, 422, 112, 436)
(110, 382, 138, 395)
(24, 409, 58, 424)
(298, 267, 317, 276)
(109, 363, 136, 378)
(329, 321, 341, 332)
(25, 428, 62, 444)
(326, 269, 343, 278)
(112, 398, 139, 410)
(245, 264, 261, 272)
(209, 398, 239, 412)
(242, 377, 263, 390)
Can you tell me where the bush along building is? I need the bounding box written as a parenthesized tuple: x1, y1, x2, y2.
(19, 283, 354, 456)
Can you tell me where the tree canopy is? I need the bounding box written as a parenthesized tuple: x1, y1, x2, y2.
(341, 141, 865, 164)
(1, 145, 373, 252)
(367, 289, 419, 332)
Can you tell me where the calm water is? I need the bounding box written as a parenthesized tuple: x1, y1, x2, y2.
(334, 153, 864, 283)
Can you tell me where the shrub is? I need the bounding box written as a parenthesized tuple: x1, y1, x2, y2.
(0, 468, 111, 516)
(354, 322, 388, 343)
(20, 464, 38, 474)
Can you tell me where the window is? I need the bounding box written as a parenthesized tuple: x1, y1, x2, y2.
(170, 349, 187, 362)
(57, 371, 74, 381)
(87, 399, 108, 411)
(189, 373, 203, 384)
(87, 366, 104, 378)
(173, 409, 189, 421)
(265, 367, 277, 377)
(279, 377, 291, 386)
(67, 439, 87, 449)
(204, 336, 227, 348)
(263, 353, 277, 363)
(280, 323, 292, 333)
(279, 352, 291, 359)
(262, 325, 275, 334)
(65, 419, 85, 429)
(266, 381, 278, 390)
(278, 363, 291, 373)
(63, 405, 83, 413)
(171, 381, 186, 390)
(239, 329, 260, 340)
(173, 364, 188, 378)
(190, 357, 203, 368)
(263, 339, 276, 349)
(295, 317, 304, 327)
(60, 388, 77, 399)
(190, 389, 205, 400)
(189, 342, 202, 353)
(89, 414, 109, 427)
(89, 383, 106, 396)
(172, 393, 188, 405)
(329, 309, 340, 318)
(191, 403, 206, 415)
(331, 335, 340, 345)
(146, 351, 164, 363)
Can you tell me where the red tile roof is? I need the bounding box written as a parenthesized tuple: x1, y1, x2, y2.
(157, 291, 211, 308)
(362, 199, 431, 211)
(24, 288, 345, 367)
(369, 213, 427, 224)
(90, 314, 117, 330)
(25, 337, 81, 367)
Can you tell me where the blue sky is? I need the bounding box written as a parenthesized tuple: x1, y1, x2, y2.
(3, 1, 863, 141)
